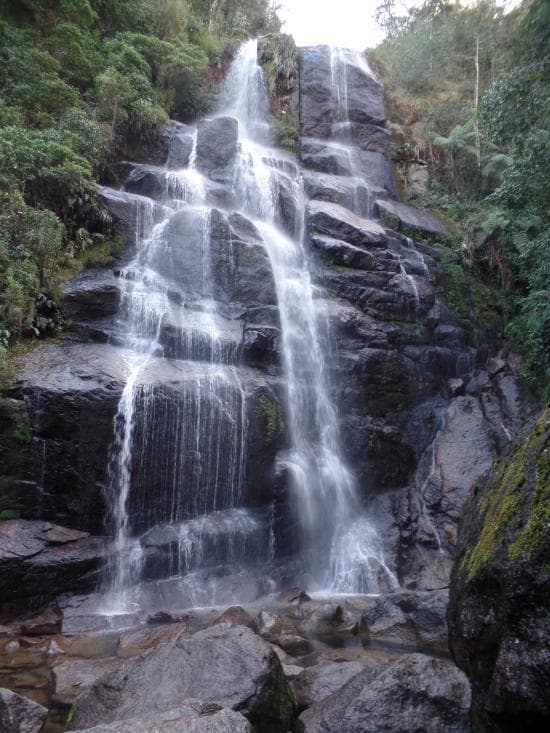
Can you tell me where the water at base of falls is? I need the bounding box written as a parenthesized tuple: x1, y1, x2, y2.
(102, 39, 398, 613)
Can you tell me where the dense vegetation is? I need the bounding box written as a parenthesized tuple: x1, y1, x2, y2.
(372, 0, 549, 396)
(0, 0, 278, 368)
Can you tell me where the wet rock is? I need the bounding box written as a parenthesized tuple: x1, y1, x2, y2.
(0, 687, 48, 733)
(448, 378, 465, 397)
(308, 200, 386, 246)
(300, 138, 354, 176)
(299, 46, 385, 139)
(167, 130, 194, 169)
(53, 656, 125, 705)
(196, 116, 238, 181)
(69, 625, 295, 732)
(276, 634, 313, 656)
(213, 606, 254, 628)
(310, 234, 376, 270)
(375, 198, 448, 239)
(486, 356, 506, 377)
(252, 610, 298, 642)
(296, 653, 471, 732)
(292, 661, 365, 710)
(243, 325, 280, 367)
(0, 519, 108, 606)
(97, 187, 164, 247)
(448, 409, 550, 732)
(278, 587, 312, 605)
(62, 270, 121, 322)
(296, 602, 359, 637)
(146, 610, 190, 625)
(20, 608, 62, 636)
(360, 590, 448, 649)
(124, 164, 166, 199)
(302, 171, 368, 212)
(71, 702, 253, 733)
(117, 624, 186, 658)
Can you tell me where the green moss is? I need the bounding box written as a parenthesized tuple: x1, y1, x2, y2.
(258, 34, 299, 153)
(463, 408, 550, 578)
(0, 509, 19, 520)
(11, 410, 32, 443)
(257, 394, 284, 445)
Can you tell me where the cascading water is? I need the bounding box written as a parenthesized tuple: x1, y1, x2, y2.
(103, 38, 397, 609)
(218, 40, 396, 592)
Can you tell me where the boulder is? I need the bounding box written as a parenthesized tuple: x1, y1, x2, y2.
(69, 625, 295, 733)
(0, 519, 108, 606)
(310, 234, 376, 271)
(124, 164, 166, 199)
(308, 200, 386, 246)
(71, 701, 252, 733)
(97, 187, 164, 246)
(196, 116, 238, 181)
(448, 409, 550, 732)
(292, 661, 365, 710)
(53, 656, 125, 705)
(167, 130, 195, 169)
(0, 688, 48, 733)
(296, 653, 471, 732)
(376, 198, 448, 239)
(62, 270, 121, 322)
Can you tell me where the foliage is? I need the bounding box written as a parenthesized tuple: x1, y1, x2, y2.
(373, 0, 549, 395)
(0, 0, 281, 377)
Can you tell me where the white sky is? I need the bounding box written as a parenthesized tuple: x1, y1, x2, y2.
(278, 0, 524, 51)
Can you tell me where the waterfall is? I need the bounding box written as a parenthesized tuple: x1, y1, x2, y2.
(103, 39, 397, 609)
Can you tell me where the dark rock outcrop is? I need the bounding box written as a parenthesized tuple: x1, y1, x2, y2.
(296, 653, 471, 732)
(376, 198, 448, 239)
(448, 409, 550, 731)
(196, 116, 239, 181)
(69, 625, 295, 733)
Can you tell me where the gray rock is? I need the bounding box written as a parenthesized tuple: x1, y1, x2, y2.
(408, 163, 430, 193)
(308, 200, 386, 246)
(296, 653, 471, 732)
(376, 198, 448, 239)
(71, 701, 252, 733)
(124, 164, 166, 199)
(62, 270, 121, 321)
(302, 171, 368, 212)
(167, 131, 194, 169)
(97, 187, 165, 246)
(196, 116, 238, 181)
(0, 687, 48, 733)
(299, 46, 385, 139)
(300, 138, 353, 176)
(53, 656, 125, 705)
(69, 625, 295, 733)
(292, 661, 365, 709)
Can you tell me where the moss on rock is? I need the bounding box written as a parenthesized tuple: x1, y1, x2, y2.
(258, 34, 299, 152)
(257, 394, 284, 445)
(462, 407, 550, 579)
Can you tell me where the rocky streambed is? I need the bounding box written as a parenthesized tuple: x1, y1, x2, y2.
(1, 586, 472, 732)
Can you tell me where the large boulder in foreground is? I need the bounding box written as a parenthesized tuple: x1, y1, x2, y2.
(70, 625, 295, 733)
(0, 688, 48, 733)
(71, 701, 252, 733)
(296, 653, 471, 732)
(448, 408, 550, 732)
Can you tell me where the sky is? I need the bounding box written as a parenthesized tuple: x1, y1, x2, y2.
(277, 0, 524, 51)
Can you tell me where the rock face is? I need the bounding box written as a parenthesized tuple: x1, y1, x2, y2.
(296, 653, 471, 732)
(448, 409, 550, 731)
(0, 41, 532, 609)
(69, 625, 295, 733)
(0, 687, 48, 733)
